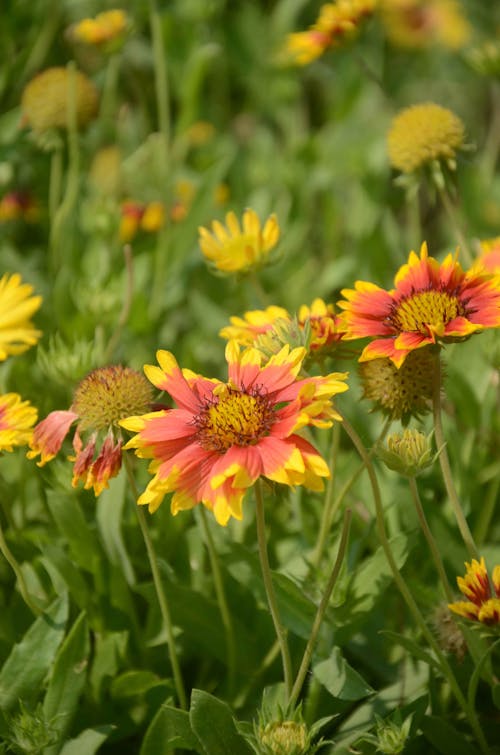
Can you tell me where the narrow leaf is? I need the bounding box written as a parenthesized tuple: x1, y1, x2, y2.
(189, 689, 254, 755)
(59, 725, 114, 755)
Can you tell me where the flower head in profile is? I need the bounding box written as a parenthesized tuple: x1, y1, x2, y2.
(27, 366, 153, 496)
(199, 209, 280, 274)
(448, 558, 500, 626)
(387, 103, 465, 175)
(21, 67, 98, 134)
(70, 9, 129, 49)
(379, 0, 470, 50)
(120, 343, 348, 525)
(338, 242, 500, 367)
(284, 0, 376, 65)
(0, 394, 38, 451)
(0, 273, 42, 361)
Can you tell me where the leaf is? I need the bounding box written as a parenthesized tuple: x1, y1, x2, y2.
(46, 490, 102, 572)
(380, 630, 440, 671)
(467, 638, 500, 712)
(96, 469, 135, 586)
(189, 689, 254, 755)
(111, 670, 163, 700)
(420, 715, 481, 755)
(59, 725, 115, 755)
(140, 704, 200, 755)
(43, 611, 90, 755)
(313, 647, 374, 701)
(0, 594, 68, 712)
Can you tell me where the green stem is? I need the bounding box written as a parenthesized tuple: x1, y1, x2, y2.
(437, 185, 473, 267)
(406, 185, 421, 252)
(49, 62, 80, 270)
(198, 506, 237, 697)
(123, 455, 187, 710)
(339, 412, 489, 754)
(0, 517, 40, 616)
(104, 244, 134, 362)
(254, 478, 293, 701)
(100, 53, 121, 135)
(21, 0, 61, 81)
(48, 145, 63, 225)
(431, 353, 478, 559)
(311, 423, 340, 568)
(289, 508, 351, 709)
(408, 476, 454, 602)
(474, 474, 500, 547)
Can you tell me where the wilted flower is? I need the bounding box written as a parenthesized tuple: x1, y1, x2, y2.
(120, 342, 348, 525)
(379, 0, 470, 50)
(21, 67, 99, 133)
(284, 0, 376, 65)
(0, 273, 42, 361)
(0, 393, 38, 451)
(338, 242, 500, 367)
(387, 103, 465, 175)
(448, 557, 500, 626)
(359, 347, 435, 422)
(27, 366, 153, 496)
(199, 209, 280, 274)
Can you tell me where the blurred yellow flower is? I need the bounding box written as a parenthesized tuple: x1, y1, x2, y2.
(21, 67, 99, 133)
(71, 9, 129, 47)
(199, 209, 280, 273)
(0, 192, 39, 223)
(473, 237, 500, 276)
(387, 103, 465, 174)
(285, 0, 376, 65)
(0, 273, 42, 361)
(220, 306, 291, 344)
(141, 201, 166, 233)
(0, 393, 38, 451)
(379, 0, 470, 50)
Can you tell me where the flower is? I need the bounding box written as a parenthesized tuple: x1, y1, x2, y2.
(0, 394, 37, 451)
(119, 200, 166, 242)
(359, 347, 435, 421)
(220, 299, 345, 357)
(284, 0, 376, 65)
(379, 0, 470, 50)
(21, 67, 99, 133)
(338, 242, 500, 367)
(120, 343, 348, 525)
(0, 192, 39, 223)
(473, 237, 500, 276)
(198, 209, 280, 273)
(27, 366, 153, 496)
(0, 273, 42, 361)
(71, 9, 129, 47)
(387, 103, 465, 175)
(448, 558, 500, 626)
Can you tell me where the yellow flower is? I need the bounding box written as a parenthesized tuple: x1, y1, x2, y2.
(199, 209, 280, 274)
(379, 0, 470, 50)
(387, 102, 465, 175)
(449, 558, 500, 626)
(0, 273, 42, 361)
(0, 394, 38, 451)
(71, 9, 129, 47)
(21, 67, 99, 133)
(141, 201, 166, 233)
(284, 0, 376, 65)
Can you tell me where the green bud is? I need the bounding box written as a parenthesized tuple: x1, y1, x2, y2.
(377, 428, 438, 477)
(37, 333, 100, 388)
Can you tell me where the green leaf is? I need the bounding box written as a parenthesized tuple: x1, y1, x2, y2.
(467, 638, 500, 712)
(313, 647, 374, 701)
(380, 630, 440, 671)
(96, 469, 135, 586)
(59, 725, 114, 755)
(420, 715, 481, 755)
(46, 491, 102, 572)
(140, 704, 200, 755)
(43, 611, 90, 755)
(189, 689, 254, 755)
(111, 670, 163, 700)
(0, 594, 68, 712)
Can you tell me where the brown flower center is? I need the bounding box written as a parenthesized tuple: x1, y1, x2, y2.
(195, 386, 275, 453)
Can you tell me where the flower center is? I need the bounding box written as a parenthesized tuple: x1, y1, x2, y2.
(392, 290, 464, 334)
(195, 387, 275, 453)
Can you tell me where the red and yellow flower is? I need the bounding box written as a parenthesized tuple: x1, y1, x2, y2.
(379, 0, 470, 51)
(0, 393, 38, 451)
(120, 342, 349, 525)
(448, 558, 500, 626)
(338, 242, 500, 367)
(473, 237, 500, 276)
(27, 366, 153, 496)
(71, 9, 129, 48)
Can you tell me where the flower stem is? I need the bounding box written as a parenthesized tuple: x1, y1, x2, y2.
(431, 353, 478, 560)
(197, 506, 237, 697)
(104, 244, 134, 362)
(123, 455, 187, 710)
(408, 476, 454, 602)
(254, 478, 293, 701)
(48, 144, 63, 225)
(0, 518, 40, 616)
(437, 184, 473, 267)
(339, 411, 489, 754)
(289, 507, 351, 709)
